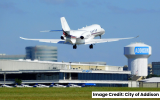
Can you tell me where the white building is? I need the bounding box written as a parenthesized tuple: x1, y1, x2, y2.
(0, 60, 130, 87)
(139, 77, 160, 88)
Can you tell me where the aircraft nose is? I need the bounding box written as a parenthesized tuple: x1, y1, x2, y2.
(101, 28, 105, 32)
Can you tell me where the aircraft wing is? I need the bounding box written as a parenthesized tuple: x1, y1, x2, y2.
(20, 37, 72, 44)
(85, 36, 139, 44)
(40, 30, 63, 32)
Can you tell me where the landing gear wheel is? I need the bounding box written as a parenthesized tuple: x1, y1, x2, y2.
(89, 44, 93, 49)
(73, 45, 77, 49)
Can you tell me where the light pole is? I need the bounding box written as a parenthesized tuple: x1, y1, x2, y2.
(38, 57, 40, 61)
(69, 62, 72, 80)
(3, 72, 6, 85)
(69, 62, 72, 69)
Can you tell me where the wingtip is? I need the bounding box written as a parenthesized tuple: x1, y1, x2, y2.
(136, 35, 139, 38)
(20, 37, 25, 39)
(40, 31, 46, 32)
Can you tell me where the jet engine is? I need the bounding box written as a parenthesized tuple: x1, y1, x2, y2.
(80, 32, 91, 39)
(80, 36, 84, 39)
(60, 35, 66, 40)
(61, 36, 64, 40)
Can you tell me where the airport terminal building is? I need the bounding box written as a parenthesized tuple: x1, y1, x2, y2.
(0, 60, 130, 87)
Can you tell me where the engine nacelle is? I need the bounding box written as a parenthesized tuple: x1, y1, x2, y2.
(61, 36, 64, 40)
(80, 36, 84, 39)
(80, 32, 91, 39)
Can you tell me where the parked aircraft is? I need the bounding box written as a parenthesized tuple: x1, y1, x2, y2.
(67, 84, 81, 87)
(14, 84, 32, 87)
(33, 84, 49, 88)
(1, 84, 13, 88)
(20, 17, 138, 49)
(51, 84, 66, 88)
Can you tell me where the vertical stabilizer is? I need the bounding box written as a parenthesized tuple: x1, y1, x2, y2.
(60, 17, 70, 31)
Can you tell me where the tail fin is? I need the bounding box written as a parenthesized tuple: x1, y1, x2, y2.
(60, 17, 70, 31)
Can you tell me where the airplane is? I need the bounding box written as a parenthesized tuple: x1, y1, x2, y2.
(33, 83, 49, 88)
(50, 83, 66, 88)
(67, 84, 81, 87)
(1, 84, 13, 88)
(14, 84, 32, 87)
(20, 17, 138, 49)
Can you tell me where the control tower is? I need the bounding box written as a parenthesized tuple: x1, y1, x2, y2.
(124, 42, 152, 76)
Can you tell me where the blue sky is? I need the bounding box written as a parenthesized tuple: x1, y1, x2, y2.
(0, 0, 160, 66)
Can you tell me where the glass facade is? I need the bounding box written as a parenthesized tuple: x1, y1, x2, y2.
(152, 62, 160, 75)
(148, 67, 152, 75)
(79, 73, 128, 80)
(0, 73, 59, 81)
(96, 84, 128, 87)
(59, 72, 128, 87)
(26, 45, 57, 62)
(59, 73, 128, 81)
(0, 72, 128, 81)
(0, 72, 128, 87)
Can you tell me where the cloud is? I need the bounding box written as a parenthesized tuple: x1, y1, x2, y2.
(40, 0, 78, 7)
(0, 2, 26, 14)
(107, 6, 160, 14)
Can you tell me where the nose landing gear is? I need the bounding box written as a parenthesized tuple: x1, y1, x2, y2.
(73, 44, 77, 49)
(99, 35, 101, 39)
(89, 44, 93, 49)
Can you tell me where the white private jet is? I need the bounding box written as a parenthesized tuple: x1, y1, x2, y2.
(1, 84, 13, 88)
(52, 84, 66, 88)
(14, 84, 32, 88)
(67, 84, 81, 88)
(33, 84, 49, 88)
(20, 17, 138, 49)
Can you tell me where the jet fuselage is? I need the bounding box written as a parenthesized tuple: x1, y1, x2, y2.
(64, 24, 105, 45)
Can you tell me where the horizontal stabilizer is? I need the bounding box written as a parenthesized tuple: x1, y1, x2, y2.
(40, 30, 63, 32)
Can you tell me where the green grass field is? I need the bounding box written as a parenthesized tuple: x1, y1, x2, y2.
(0, 87, 160, 100)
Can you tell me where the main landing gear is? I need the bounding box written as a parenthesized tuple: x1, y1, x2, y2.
(73, 44, 77, 49)
(73, 44, 93, 49)
(89, 44, 93, 49)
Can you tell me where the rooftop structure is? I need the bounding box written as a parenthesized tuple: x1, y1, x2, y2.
(139, 77, 160, 88)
